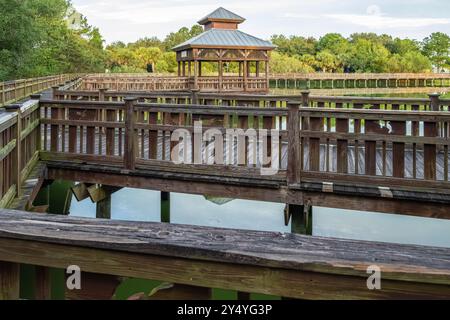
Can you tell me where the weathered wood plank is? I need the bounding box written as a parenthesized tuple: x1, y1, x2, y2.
(0, 211, 448, 299)
(0, 210, 449, 285)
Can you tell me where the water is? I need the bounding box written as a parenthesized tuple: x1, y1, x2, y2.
(66, 186, 450, 248)
(55, 183, 449, 300)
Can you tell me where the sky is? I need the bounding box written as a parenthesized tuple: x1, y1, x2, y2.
(71, 0, 450, 44)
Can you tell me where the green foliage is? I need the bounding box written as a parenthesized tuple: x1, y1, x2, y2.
(271, 35, 317, 56)
(422, 32, 450, 71)
(273, 32, 441, 73)
(163, 25, 203, 51)
(0, 0, 106, 81)
(0, 1, 447, 79)
(270, 52, 314, 73)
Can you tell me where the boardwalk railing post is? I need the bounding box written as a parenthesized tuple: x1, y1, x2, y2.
(51, 86, 59, 100)
(124, 97, 137, 171)
(301, 90, 310, 107)
(424, 93, 441, 180)
(5, 104, 22, 196)
(191, 89, 200, 105)
(287, 101, 301, 185)
(429, 93, 441, 111)
(30, 94, 42, 152)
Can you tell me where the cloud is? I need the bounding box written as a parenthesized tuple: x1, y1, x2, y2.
(325, 13, 450, 29)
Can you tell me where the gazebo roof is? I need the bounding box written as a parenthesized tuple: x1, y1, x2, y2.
(173, 29, 275, 51)
(198, 7, 245, 25)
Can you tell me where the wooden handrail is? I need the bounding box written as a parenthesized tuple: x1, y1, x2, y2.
(0, 74, 82, 107)
(0, 209, 449, 299)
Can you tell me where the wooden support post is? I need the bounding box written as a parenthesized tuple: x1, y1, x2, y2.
(194, 60, 199, 90)
(191, 89, 199, 105)
(391, 104, 405, 178)
(301, 90, 310, 107)
(289, 203, 313, 235)
(218, 61, 223, 92)
(0, 262, 20, 300)
(124, 97, 137, 171)
(243, 60, 248, 92)
(424, 94, 440, 180)
(35, 266, 51, 300)
(96, 195, 111, 219)
(161, 191, 170, 223)
(5, 104, 22, 196)
(287, 102, 301, 185)
(265, 60, 269, 92)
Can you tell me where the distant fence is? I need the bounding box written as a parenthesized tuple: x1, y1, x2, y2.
(0, 74, 82, 107)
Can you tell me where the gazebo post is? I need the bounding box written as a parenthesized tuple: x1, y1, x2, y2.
(194, 60, 199, 90)
(188, 61, 192, 77)
(265, 60, 269, 91)
(243, 60, 248, 92)
(218, 60, 223, 92)
(198, 61, 202, 77)
(182, 61, 186, 77)
(177, 62, 181, 77)
(256, 61, 260, 78)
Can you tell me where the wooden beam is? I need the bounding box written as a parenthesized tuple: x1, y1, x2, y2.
(35, 266, 51, 300)
(87, 185, 120, 203)
(46, 164, 450, 218)
(0, 262, 20, 300)
(71, 183, 93, 202)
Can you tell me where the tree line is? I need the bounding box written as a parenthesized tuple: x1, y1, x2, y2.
(270, 32, 449, 73)
(1, 0, 449, 81)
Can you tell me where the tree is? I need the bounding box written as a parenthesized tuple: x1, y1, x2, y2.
(134, 47, 162, 71)
(163, 25, 203, 51)
(269, 52, 314, 73)
(346, 39, 390, 72)
(128, 37, 163, 50)
(315, 50, 339, 72)
(422, 32, 450, 71)
(271, 35, 317, 56)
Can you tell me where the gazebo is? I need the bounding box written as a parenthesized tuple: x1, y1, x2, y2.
(173, 7, 276, 93)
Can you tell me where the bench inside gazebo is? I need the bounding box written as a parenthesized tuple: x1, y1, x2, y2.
(173, 7, 276, 93)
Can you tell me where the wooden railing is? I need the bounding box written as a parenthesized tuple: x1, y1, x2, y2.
(0, 74, 81, 107)
(82, 76, 190, 91)
(1, 89, 449, 208)
(37, 92, 450, 194)
(270, 72, 450, 80)
(81, 75, 269, 93)
(0, 209, 449, 300)
(0, 99, 41, 208)
(77, 73, 450, 94)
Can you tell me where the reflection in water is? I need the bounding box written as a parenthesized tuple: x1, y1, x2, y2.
(68, 187, 450, 248)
